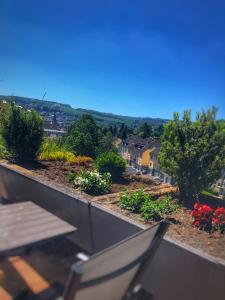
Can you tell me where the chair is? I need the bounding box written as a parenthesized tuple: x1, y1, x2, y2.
(63, 221, 169, 300)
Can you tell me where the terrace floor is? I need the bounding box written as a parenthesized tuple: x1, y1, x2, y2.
(0, 237, 83, 300)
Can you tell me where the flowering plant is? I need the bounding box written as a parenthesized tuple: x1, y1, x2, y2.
(191, 203, 213, 231)
(73, 170, 111, 195)
(213, 207, 225, 233)
(191, 203, 225, 233)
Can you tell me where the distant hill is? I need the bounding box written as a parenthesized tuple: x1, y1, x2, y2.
(0, 95, 168, 129)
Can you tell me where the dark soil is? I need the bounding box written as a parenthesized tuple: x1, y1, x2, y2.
(24, 161, 85, 189)
(111, 174, 156, 193)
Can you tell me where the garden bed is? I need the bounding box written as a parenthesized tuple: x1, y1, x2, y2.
(3, 160, 225, 260)
(18, 160, 157, 194)
(96, 197, 225, 260)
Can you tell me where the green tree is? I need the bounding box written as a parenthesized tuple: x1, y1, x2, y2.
(153, 124, 164, 138)
(158, 108, 225, 206)
(118, 123, 129, 139)
(65, 114, 101, 158)
(138, 122, 153, 138)
(65, 114, 117, 158)
(0, 101, 9, 126)
(97, 131, 116, 156)
(2, 102, 44, 162)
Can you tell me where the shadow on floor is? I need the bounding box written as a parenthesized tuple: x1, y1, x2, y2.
(0, 237, 84, 300)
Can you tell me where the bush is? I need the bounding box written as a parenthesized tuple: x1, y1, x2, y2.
(119, 190, 150, 213)
(39, 150, 75, 162)
(95, 152, 126, 181)
(39, 138, 75, 162)
(140, 196, 179, 221)
(73, 170, 112, 195)
(2, 103, 43, 162)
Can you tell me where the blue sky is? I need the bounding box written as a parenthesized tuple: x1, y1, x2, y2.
(0, 0, 225, 119)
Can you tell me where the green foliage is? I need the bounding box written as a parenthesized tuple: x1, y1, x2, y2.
(118, 123, 128, 139)
(96, 131, 116, 156)
(68, 172, 77, 182)
(95, 151, 126, 181)
(158, 108, 225, 205)
(0, 101, 9, 126)
(65, 114, 117, 158)
(138, 122, 153, 138)
(73, 170, 112, 195)
(140, 196, 179, 221)
(119, 190, 150, 213)
(0, 102, 11, 159)
(153, 125, 164, 138)
(39, 138, 75, 162)
(201, 188, 219, 197)
(65, 115, 102, 158)
(2, 103, 44, 162)
(0, 135, 10, 159)
(119, 190, 179, 221)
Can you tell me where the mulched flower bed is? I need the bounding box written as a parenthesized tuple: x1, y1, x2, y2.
(7, 160, 225, 261)
(96, 199, 225, 260)
(22, 161, 156, 194)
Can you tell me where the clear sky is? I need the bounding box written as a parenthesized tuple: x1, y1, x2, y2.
(0, 0, 225, 119)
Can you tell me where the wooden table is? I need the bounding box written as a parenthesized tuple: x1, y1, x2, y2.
(0, 201, 76, 256)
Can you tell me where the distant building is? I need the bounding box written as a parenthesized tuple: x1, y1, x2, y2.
(119, 136, 172, 183)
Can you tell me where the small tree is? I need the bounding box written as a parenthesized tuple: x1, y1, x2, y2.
(65, 114, 101, 158)
(158, 108, 225, 206)
(65, 114, 116, 158)
(95, 151, 126, 181)
(138, 122, 153, 138)
(2, 102, 43, 162)
(118, 123, 128, 140)
(97, 131, 116, 156)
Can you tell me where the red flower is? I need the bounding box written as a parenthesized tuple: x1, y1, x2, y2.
(213, 218, 219, 225)
(192, 204, 225, 232)
(193, 220, 200, 227)
(191, 203, 213, 230)
(194, 203, 199, 210)
(213, 207, 225, 230)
